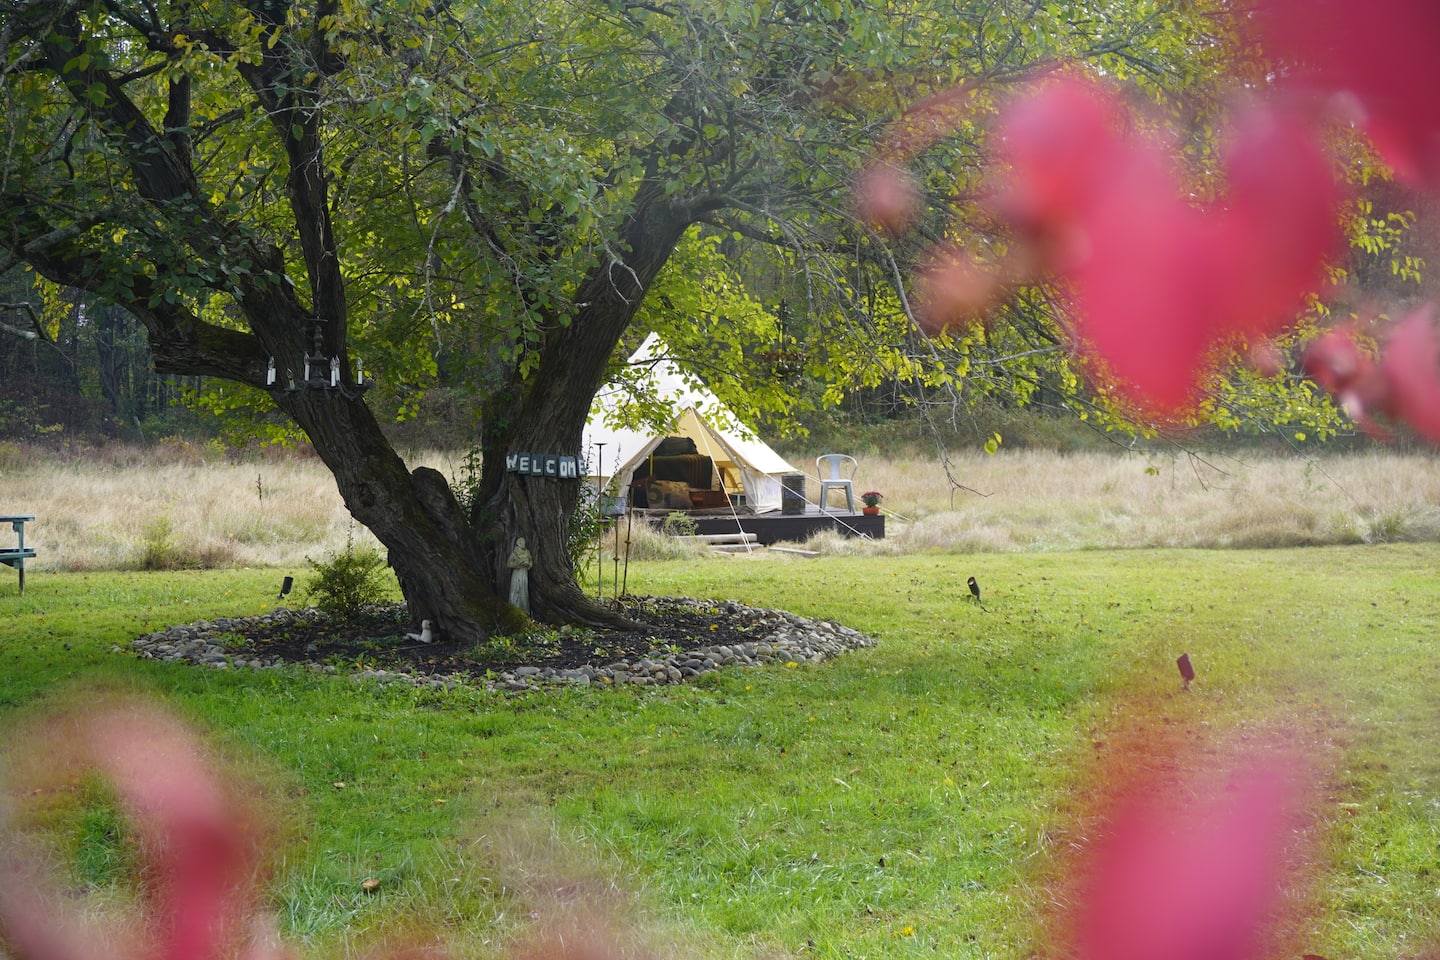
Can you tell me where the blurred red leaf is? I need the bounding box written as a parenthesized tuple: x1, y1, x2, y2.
(855, 164, 922, 237)
(990, 77, 1339, 413)
(1214, 107, 1342, 338)
(1255, 0, 1440, 187)
(1075, 752, 1305, 960)
(991, 75, 1130, 267)
(855, 84, 981, 237)
(1303, 308, 1440, 442)
(1381, 306, 1440, 442)
(1302, 325, 1373, 397)
(913, 244, 1000, 334)
(0, 701, 265, 960)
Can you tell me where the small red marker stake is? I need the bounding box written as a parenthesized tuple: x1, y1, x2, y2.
(1177, 652, 1195, 690)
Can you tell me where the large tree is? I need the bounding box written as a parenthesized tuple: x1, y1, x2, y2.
(0, 0, 1220, 639)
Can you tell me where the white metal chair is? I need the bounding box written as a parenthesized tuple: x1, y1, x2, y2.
(816, 454, 857, 513)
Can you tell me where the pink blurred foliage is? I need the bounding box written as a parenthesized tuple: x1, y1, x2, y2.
(1381, 307, 1440, 440)
(987, 75, 1131, 265)
(0, 698, 655, 960)
(1215, 108, 1343, 340)
(963, 74, 1340, 414)
(912, 244, 1002, 331)
(854, 163, 922, 237)
(1255, 0, 1440, 189)
(993, 77, 1212, 412)
(1302, 305, 1440, 442)
(1254, 0, 1440, 443)
(862, 0, 1440, 435)
(854, 85, 978, 236)
(0, 704, 1322, 960)
(1070, 743, 1312, 960)
(0, 699, 290, 960)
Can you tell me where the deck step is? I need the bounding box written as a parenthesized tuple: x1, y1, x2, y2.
(677, 532, 759, 544)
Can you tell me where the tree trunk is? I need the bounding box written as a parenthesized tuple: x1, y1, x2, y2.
(94, 305, 128, 424)
(277, 387, 528, 643)
(473, 186, 692, 628)
(484, 463, 612, 626)
(247, 200, 690, 640)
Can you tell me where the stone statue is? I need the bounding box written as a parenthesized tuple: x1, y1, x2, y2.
(507, 536, 533, 614)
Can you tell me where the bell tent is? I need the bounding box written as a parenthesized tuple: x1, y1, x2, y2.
(582, 334, 797, 513)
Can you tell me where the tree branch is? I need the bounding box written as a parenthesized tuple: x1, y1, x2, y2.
(0, 303, 42, 341)
(234, 20, 350, 351)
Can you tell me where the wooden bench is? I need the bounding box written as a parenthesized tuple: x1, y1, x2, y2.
(0, 515, 36, 595)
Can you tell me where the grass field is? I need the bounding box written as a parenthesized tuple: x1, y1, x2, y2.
(0, 544, 1437, 960)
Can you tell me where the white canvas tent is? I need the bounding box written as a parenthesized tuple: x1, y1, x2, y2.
(582, 334, 798, 513)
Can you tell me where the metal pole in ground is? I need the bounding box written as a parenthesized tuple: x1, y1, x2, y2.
(621, 506, 635, 597)
(594, 443, 605, 601)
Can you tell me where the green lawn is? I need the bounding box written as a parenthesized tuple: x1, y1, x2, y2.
(0, 546, 1437, 960)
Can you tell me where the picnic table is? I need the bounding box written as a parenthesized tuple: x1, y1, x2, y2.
(0, 515, 36, 594)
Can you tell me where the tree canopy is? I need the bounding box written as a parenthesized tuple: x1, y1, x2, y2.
(0, 0, 1257, 637)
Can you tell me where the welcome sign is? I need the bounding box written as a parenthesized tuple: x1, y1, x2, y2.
(505, 452, 579, 479)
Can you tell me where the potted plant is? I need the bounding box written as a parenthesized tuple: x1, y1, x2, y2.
(861, 491, 883, 515)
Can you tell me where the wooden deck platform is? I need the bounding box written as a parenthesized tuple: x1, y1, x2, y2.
(687, 506, 885, 545)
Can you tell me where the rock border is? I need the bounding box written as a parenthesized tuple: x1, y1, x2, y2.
(128, 597, 877, 693)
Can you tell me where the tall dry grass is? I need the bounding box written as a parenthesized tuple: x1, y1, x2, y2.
(853, 447, 1440, 554)
(0, 442, 374, 571)
(3, 441, 1438, 571)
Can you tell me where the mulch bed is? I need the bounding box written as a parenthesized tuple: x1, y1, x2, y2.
(236, 598, 779, 681)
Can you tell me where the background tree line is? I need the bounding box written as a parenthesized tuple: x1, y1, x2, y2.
(1, 271, 193, 441)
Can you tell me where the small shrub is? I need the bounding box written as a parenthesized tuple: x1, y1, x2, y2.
(0, 441, 25, 473)
(1364, 509, 1408, 544)
(306, 533, 388, 615)
(134, 515, 237, 570)
(138, 515, 182, 570)
(450, 446, 484, 514)
(613, 522, 711, 561)
(213, 631, 250, 651)
(136, 518, 192, 569)
(467, 627, 572, 664)
(660, 511, 698, 536)
(569, 473, 612, 582)
(153, 436, 207, 466)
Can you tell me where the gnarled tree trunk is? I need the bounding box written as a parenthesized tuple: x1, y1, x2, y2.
(275, 189, 691, 639)
(277, 388, 528, 642)
(473, 186, 694, 628)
